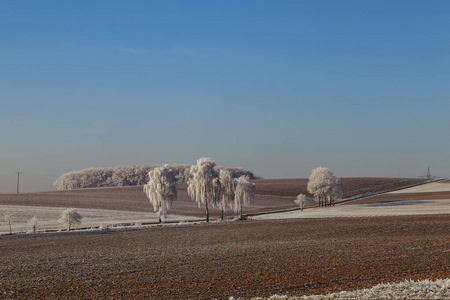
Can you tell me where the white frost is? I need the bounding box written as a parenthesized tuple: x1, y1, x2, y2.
(234, 175, 256, 218)
(0, 205, 198, 234)
(307, 167, 343, 207)
(143, 164, 178, 222)
(388, 181, 450, 194)
(251, 199, 450, 220)
(245, 278, 450, 299)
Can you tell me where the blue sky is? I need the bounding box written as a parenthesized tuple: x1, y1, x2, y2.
(1, 1, 449, 192)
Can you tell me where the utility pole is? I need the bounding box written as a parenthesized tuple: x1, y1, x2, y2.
(16, 172, 22, 194)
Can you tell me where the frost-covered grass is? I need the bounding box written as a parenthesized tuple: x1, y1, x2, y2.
(388, 181, 450, 194)
(250, 199, 450, 220)
(0, 205, 199, 234)
(233, 279, 450, 299)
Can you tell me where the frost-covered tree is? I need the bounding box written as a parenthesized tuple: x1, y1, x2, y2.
(187, 157, 220, 222)
(53, 167, 114, 189)
(27, 216, 37, 234)
(111, 165, 154, 186)
(143, 164, 178, 223)
(218, 169, 235, 220)
(218, 167, 259, 180)
(294, 194, 307, 211)
(234, 175, 256, 219)
(4, 212, 12, 235)
(53, 164, 258, 190)
(172, 164, 191, 182)
(59, 208, 82, 231)
(307, 167, 343, 207)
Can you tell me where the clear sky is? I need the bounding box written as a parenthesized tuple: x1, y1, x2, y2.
(1, 1, 449, 192)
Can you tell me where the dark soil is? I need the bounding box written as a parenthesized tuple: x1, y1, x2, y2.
(0, 215, 448, 299)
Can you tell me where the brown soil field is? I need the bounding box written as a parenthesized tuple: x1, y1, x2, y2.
(0, 178, 431, 219)
(0, 215, 448, 299)
(253, 177, 430, 198)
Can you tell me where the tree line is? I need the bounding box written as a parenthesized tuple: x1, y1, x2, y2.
(53, 164, 258, 190)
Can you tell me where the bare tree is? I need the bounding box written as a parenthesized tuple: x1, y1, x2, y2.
(143, 164, 178, 223)
(307, 167, 343, 207)
(59, 208, 82, 231)
(218, 169, 235, 220)
(187, 157, 220, 222)
(234, 175, 256, 219)
(294, 194, 307, 211)
(4, 213, 12, 235)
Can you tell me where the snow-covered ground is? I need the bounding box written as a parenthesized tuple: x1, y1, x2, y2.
(238, 278, 450, 300)
(250, 199, 450, 220)
(251, 181, 450, 220)
(0, 205, 199, 234)
(388, 181, 450, 193)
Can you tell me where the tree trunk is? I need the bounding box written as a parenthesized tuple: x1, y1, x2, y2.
(240, 205, 243, 220)
(159, 216, 162, 223)
(8, 222, 12, 235)
(221, 208, 224, 220)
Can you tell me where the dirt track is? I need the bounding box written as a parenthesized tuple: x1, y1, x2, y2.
(1, 215, 448, 299)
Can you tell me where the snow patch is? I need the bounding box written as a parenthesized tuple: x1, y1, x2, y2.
(250, 199, 450, 220)
(388, 182, 450, 194)
(0, 205, 198, 234)
(231, 278, 450, 299)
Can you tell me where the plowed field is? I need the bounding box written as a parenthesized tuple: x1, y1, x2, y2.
(0, 215, 448, 299)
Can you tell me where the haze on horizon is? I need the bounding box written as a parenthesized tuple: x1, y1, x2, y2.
(1, 1, 449, 193)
